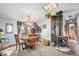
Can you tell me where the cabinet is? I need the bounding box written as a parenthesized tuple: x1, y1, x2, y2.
(51, 15, 63, 42)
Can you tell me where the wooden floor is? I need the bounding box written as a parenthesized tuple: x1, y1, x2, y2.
(1, 43, 74, 56)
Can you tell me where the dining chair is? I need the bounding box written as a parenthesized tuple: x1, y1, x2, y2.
(27, 35, 37, 49)
(14, 34, 26, 52)
(35, 34, 39, 44)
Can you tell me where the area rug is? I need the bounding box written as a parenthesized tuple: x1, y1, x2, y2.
(0, 44, 76, 56)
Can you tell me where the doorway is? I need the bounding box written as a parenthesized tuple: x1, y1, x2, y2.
(66, 17, 77, 38)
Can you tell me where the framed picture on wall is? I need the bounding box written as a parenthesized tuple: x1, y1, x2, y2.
(6, 23, 13, 34)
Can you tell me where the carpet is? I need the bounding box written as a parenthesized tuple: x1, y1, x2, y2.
(0, 43, 76, 56)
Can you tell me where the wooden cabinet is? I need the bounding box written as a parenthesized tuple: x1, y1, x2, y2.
(51, 14, 63, 42)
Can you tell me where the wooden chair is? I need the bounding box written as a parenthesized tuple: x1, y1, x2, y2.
(35, 34, 39, 44)
(27, 35, 37, 49)
(14, 34, 26, 52)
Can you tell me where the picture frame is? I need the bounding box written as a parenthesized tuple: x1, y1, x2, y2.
(5, 23, 13, 34)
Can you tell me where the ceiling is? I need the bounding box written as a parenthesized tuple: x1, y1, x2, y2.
(0, 3, 79, 22)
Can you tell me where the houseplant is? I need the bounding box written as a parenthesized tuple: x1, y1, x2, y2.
(45, 12, 52, 18)
(42, 38, 50, 46)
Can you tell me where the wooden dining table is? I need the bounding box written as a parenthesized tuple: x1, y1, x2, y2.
(19, 36, 38, 41)
(19, 36, 29, 41)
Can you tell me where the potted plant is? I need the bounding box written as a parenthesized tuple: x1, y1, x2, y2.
(45, 12, 52, 18)
(42, 38, 50, 46)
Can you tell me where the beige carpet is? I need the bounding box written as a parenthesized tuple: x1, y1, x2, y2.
(1, 43, 75, 56)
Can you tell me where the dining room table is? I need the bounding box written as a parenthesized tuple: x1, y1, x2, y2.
(19, 35, 38, 41)
(19, 36, 29, 41)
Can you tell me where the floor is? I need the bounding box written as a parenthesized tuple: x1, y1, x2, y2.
(0, 42, 76, 56)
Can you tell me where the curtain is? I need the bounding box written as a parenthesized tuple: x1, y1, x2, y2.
(23, 23, 27, 34)
(34, 23, 41, 33)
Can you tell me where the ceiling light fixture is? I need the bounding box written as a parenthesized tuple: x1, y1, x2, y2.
(25, 15, 33, 26)
(44, 3, 58, 11)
